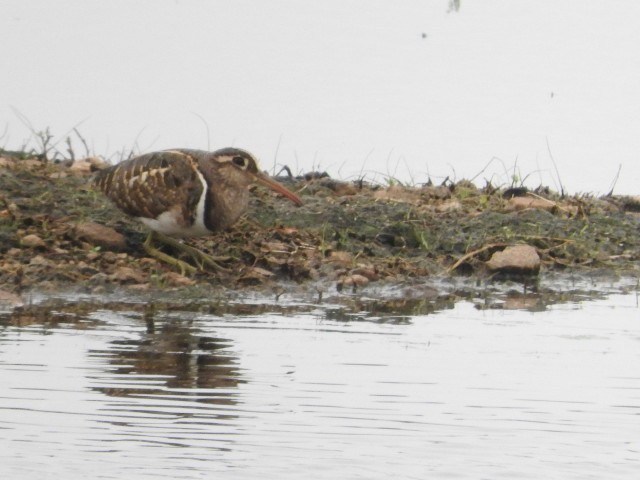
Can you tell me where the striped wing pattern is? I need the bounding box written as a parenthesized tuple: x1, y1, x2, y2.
(94, 151, 204, 226)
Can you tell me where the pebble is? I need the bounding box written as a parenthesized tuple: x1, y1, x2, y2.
(74, 222, 127, 251)
(29, 255, 50, 266)
(337, 273, 369, 292)
(20, 234, 46, 248)
(486, 244, 541, 274)
(109, 266, 147, 284)
(507, 197, 556, 212)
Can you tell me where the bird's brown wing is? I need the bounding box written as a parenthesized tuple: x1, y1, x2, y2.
(94, 150, 204, 222)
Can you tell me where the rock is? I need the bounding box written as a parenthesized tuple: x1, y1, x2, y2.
(162, 271, 197, 287)
(435, 199, 462, 213)
(486, 244, 541, 274)
(238, 267, 275, 284)
(507, 196, 556, 212)
(69, 157, 108, 174)
(74, 222, 126, 250)
(29, 255, 50, 266)
(351, 266, 379, 281)
(503, 296, 541, 310)
(0, 289, 22, 306)
(89, 272, 109, 285)
(21, 159, 44, 169)
(85, 252, 101, 261)
(373, 185, 420, 204)
(317, 178, 357, 196)
(0, 157, 17, 169)
(20, 234, 46, 248)
(109, 266, 147, 284)
(327, 251, 353, 267)
(102, 251, 119, 263)
(138, 257, 160, 268)
(304, 171, 330, 181)
(337, 273, 369, 292)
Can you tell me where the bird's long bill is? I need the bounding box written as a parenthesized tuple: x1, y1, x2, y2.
(254, 172, 303, 206)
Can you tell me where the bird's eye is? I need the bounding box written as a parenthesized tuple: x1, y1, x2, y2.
(232, 156, 247, 168)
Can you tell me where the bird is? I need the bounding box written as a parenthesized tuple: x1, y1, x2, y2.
(94, 147, 302, 273)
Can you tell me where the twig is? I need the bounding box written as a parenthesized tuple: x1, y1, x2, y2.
(606, 164, 622, 197)
(65, 136, 75, 162)
(538, 238, 574, 254)
(546, 137, 565, 198)
(74, 128, 91, 158)
(469, 156, 500, 184)
(447, 242, 507, 273)
(272, 134, 283, 174)
(275, 165, 293, 178)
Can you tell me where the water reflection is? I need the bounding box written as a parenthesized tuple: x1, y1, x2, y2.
(90, 316, 242, 404)
(1, 286, 639, 479)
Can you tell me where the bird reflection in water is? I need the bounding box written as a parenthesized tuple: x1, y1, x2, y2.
(90, 314, 243, 405)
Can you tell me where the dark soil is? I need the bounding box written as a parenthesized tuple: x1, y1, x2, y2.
(1, 151, 639, 298)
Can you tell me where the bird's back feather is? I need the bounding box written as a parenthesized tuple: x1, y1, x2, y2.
(94, 150, 205, 229)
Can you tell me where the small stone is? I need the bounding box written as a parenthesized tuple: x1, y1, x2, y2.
(138, 257, 160, 268)
(337, 273, 370, 292)
(0, 157, 17, 169)
(109, 266, 147, 284)
(86, 252, 100, 261)
(486, 244, 541, 274)
(328, 251, 353, 266)
(21, 159, 43, 169)
(162, 271, 196, 286)
(69, 157, 107, 174)
(351, 266, 379, 281)
(29, 255, 50, 266)
(20, 234, 46, 248)
(435, 199, 462, 213)
(238, 267, 275, 284)
(0, 289, 22, 306)
(503, 296, 541, 310)
(102, 251, 118, 263)
(507, 197, 556, 212)
(74, 222, 126, 251)
(373, 185, 420, 204)
(89, 272, 109, 285)
(316, 178, 358, 196)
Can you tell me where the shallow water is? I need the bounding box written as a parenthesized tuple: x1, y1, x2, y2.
(1, 287, 639, 479)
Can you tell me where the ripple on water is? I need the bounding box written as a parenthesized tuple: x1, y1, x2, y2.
(0, 292, 639, 479)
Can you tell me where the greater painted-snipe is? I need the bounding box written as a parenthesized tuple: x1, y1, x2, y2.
(94, 148, 302, 273)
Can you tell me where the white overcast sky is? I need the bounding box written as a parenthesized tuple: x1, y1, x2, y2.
(2, 0, 640, 193)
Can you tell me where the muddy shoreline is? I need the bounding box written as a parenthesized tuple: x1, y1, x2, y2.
(1, 151, 639, 305)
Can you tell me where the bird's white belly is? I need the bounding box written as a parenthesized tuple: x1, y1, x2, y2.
(137, 167, 210, 237)
(138, 210, 210, 237)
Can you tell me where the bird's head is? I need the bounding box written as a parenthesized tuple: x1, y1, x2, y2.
(212, 148, 302, 206)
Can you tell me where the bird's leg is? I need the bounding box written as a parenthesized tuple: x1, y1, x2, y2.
(143, 231, 231, 273)
(143, 232, 197, 275)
